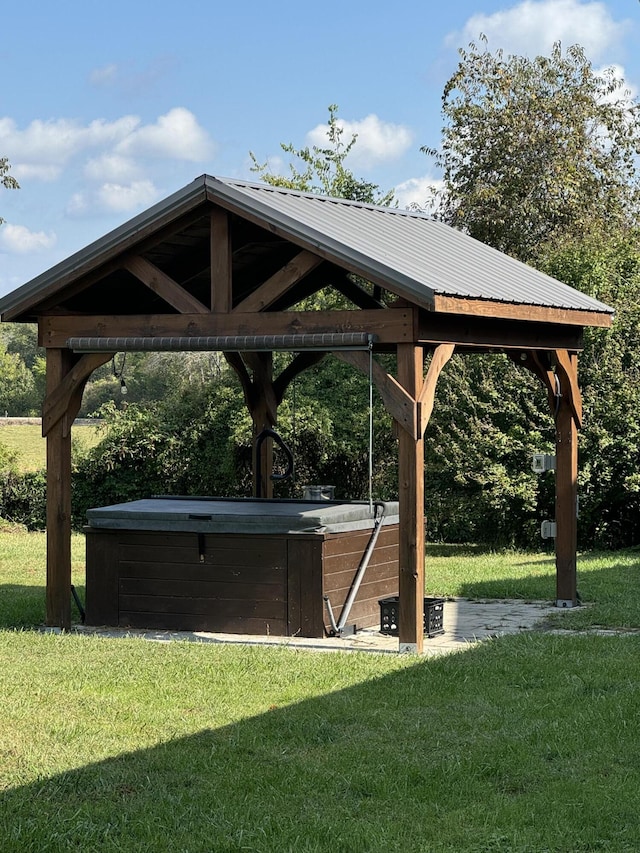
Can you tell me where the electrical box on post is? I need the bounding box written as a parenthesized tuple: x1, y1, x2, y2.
(541, 520, 557, 539)
(532, 453, 556, 473)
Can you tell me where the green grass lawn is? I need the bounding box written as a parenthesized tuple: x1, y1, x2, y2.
(0, 423, 101, 472)
(1, 533, 640, 851)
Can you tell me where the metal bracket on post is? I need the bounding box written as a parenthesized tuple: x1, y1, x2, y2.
(556, 599, 578, 609)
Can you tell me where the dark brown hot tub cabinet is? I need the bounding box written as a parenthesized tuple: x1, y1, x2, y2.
(85, 498, 399, 637)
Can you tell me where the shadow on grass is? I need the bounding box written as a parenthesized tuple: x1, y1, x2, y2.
(3, 634, 640, 852)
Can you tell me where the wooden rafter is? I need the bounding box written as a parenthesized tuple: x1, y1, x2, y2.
(233, 250, 323, 313)
(331, 273, 386, 310)
(122, 256, 209, 314)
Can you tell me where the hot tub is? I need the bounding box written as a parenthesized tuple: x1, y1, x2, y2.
(84, 497, 399, 637)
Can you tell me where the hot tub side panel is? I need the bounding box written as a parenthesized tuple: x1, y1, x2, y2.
(321, 524, 399, 632)
(85, 522, 399, 637)
(86, 529, 291, 635)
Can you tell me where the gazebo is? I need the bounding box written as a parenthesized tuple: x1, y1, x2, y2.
(0, 175, 613, 652)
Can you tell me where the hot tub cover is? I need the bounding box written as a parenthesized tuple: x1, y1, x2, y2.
(86, 497, 400, 535)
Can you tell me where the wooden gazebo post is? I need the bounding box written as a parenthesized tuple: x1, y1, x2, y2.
(397, 344, 425, 653)
(43, 347, 113, 629)
(554, 350, 581, 607)
(45, 349, 74, 629)
(513, 347, 582, 608)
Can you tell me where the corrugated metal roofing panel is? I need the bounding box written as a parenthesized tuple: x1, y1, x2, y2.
(0, 174, 614, 320)
(211, 177, 612, 314)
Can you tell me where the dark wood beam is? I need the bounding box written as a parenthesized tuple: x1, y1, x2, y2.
(233, 250, 323, 313)
(332, 273, 387, 310)
(205, 195, 437, 309)
(418, 311, 584, 351)
(40, 308, 416, 348)
(122, 256, 209, 314)
(10, 211, 211, 321)
(515, 347, 581, 607)
(555, 348, 582, 428)
(223, 352, 255, 410)
(211, 208, 232, 313)
(273, 352, 327, 404)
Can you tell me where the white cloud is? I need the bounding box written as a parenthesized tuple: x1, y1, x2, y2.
(67, 180, 160, 216)
(88, 57, 178, 96)
(89, 63, 119, 86)
(0, 114, 140, 177)
(115, 107, 214, 162)
(0, 223, 57, 254)
(447, 0, 629, 60)
(394, 175, 444, 213)
(97, 180, 159, 212)
(597, 63, 638, 105)
(0, 108, 214, 188)
(83, 153, 139, 182)
(306, 114, 413, 168)
(12, 164, 62, 182)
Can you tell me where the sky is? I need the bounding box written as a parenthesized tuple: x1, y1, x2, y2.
(1, 0, 638, 299)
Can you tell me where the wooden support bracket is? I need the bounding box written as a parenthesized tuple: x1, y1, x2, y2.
(417, 344, 455, 437)
(42, 352, 114, 437)
(123, 256, 209, 314)
(334, 350, 418, 438)
(554, 349, 582, 428)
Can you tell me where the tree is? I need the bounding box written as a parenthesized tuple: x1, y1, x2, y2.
(538, 230, 640, 548)
(250, 104, 394, 206)
(424, 38, 640, 262)
(0, 343, 39, 416)
(1, 157, 19, 224)
(420, 38, 640, 548)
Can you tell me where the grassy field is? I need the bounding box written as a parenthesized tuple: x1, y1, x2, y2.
(0, 422, 101, 471)
(1, 532, 640, 850)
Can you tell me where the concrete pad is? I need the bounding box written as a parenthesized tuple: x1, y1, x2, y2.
(73, 597, 563, 656)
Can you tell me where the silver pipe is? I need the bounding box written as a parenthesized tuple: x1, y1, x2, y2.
(334, 501, 387, 633)
(323, 595, 340, 635)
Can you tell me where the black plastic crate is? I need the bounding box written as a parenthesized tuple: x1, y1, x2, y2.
(379, 596, 445, 638)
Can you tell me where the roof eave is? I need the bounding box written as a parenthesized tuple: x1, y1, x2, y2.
(433, 294, 614, 329)
(0, 177, 211, 323)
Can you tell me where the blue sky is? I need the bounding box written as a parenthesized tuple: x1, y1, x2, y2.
(1, 0, 638, 298)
